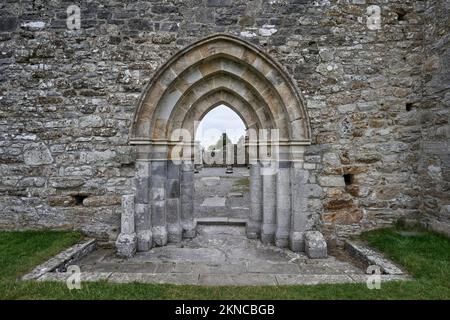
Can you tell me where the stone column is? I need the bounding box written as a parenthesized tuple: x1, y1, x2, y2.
(116, 195, 137, 258)
(180, 161, 196, 238)
(166, 161, 182, 243)
(134, 160, 152, 251)
(246, 162, 262, 239)
(150, 160, 168, 246)
(275, 160, 291, 248)
(289, 146, 309, 252)
(261, 161, 276, 244)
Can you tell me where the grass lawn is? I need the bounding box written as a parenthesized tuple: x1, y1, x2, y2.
(0, 226, 449, 299)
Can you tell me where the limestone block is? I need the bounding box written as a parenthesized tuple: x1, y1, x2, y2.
(79, 115, 103, 128)
(134, 203, 150, 233)
(261, 172, 276, 244)
(47, 196, 77, 207)
(116, 233, 137, 258)
(151, 160, 167, 177)
(289, 231, 305, 252)
(79, 150, 116, 164)
(23, 142, 53, 165)
(136, 230, 152, 252)
(323, 152, 341, 166)
(182, 220, 197, 238)
(83, 195, 121, 207)
(49, 177, 85, 189)
(246, 220, 261, 239)
(344, 240, 403, 275)
(180, 166, 194, 222)
(304, 231, 328, 259)
(121, 195, 135, 235)
(167, 224, 182, 243)
(152, 226, 168, 246)
(318, 175, 345, 187)
(166, 179, 180, 198)
(293, 168, 310, 184)
(248, 163, 262, 239)
(135, 177, 149, 204)
(151, 200, 166, 226)
(166, 197, 182, 243)
(167, 161, 180, 179)
(166, 198, 180, 223)
(275, 167, 291, 248)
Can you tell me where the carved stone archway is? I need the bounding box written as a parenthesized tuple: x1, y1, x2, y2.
(117, 34, 312, 257)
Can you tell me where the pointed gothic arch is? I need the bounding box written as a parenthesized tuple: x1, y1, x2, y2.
(130, 34, 311, 143)
(117, 34, 313, 256)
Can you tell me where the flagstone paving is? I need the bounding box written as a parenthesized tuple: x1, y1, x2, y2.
(194, 167, 250, 219)
(40, 225, 410, 286)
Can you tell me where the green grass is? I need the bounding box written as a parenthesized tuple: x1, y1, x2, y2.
(0, 230, 83, 282)
(1, 226, 450, 300)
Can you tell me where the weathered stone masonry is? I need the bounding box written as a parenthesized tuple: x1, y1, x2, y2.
(0, 1, 449, 247)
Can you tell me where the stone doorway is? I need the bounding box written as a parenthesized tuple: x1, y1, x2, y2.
(117, 34, 314, 258)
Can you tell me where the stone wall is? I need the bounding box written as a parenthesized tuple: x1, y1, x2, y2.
(419, 0, 450, 236)
(0, 0, 447, 244)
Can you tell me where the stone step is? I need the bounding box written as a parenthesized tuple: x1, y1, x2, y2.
(227, 192, 243, 197)
(195, 217, 247, 226)
(37, 271, 410, 286)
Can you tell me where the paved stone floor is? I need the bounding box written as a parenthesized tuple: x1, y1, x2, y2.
(60, 225, 403, 286)
(194, 167, 250, 220)
(34, 167, 410, 286)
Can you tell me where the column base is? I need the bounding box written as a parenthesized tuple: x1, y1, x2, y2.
(289, 231, 305, 252)
(182, 220, 197, 238)
(116, 233, 137, 258)
(152, 226, 168, 246)
(136, 230, 152, 252)
(261, 223, 275, 244)
(261, 233, 274, 244)
(168, 224, 182, 243)
(275, 229, 289, 248)
(246, 221, 261, 239)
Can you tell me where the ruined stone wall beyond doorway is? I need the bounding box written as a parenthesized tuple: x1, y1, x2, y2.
(0, 0, 448, 245)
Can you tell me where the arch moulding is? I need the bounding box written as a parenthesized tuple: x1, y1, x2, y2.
(116, 34, 314, 257)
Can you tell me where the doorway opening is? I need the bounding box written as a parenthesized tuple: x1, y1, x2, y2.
(194, 105, 250, 222)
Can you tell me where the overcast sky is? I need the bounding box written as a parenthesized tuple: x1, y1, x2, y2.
(195, 105, 246, 148)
